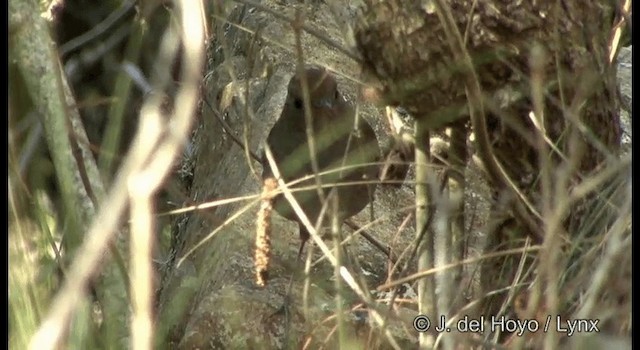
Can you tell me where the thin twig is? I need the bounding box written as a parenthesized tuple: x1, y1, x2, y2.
(28, 1, 205, 347)
(203, 97, 262, 162)
(432, 0, 543, 242)
(377, 245, 543, 291)
(264, 145, 402, 350)
(58, 0, 136, 56)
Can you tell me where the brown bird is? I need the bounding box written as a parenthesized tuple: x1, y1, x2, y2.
(263, 66, 380, 259)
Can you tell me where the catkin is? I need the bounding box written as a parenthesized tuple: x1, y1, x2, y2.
(255, 177, 277, 287)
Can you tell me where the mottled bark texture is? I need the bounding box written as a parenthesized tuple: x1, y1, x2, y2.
(155, 0, 624, 347)
(354, 0, 621, 324)
(355, 0, 619, 178)
(155, 1, 418, 348)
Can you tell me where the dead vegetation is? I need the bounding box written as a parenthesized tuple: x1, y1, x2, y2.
(9, 0, 630, 349)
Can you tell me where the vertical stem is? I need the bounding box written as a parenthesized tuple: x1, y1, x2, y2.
(100, 20, 145, 181)
(129, 175, 155, 350)
(331, 190, 347, 347)
(292, 10, 326, 205)
(415, 119, 435, 348)
(448, 122, 467, 289)
(531, 42, 558, 349)
(434, 187, 452, 350)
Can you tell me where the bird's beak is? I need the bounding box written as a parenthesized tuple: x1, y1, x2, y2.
(313, 98, 335, 109)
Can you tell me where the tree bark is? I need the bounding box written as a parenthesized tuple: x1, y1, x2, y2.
(156, 1, 419, 348)
(156, 0, 624, 347)
(353, 0, 622, 342)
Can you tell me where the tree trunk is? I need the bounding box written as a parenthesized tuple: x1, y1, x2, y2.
(156, 1, 419, 348)
(156, 0, 625, 347)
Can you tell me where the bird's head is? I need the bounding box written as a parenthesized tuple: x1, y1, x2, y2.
(286, 66, 342, 115)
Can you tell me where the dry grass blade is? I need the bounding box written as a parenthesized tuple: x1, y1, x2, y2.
(432, 0, 542, 241)
(264, 145, 402, 350)
(28, 1, 205, 348)
(377, 245, 542, 291)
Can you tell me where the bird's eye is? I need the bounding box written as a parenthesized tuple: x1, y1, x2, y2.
(293, 98, 303, 109)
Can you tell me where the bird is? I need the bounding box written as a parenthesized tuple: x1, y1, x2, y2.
(262, 66, 380, 259)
